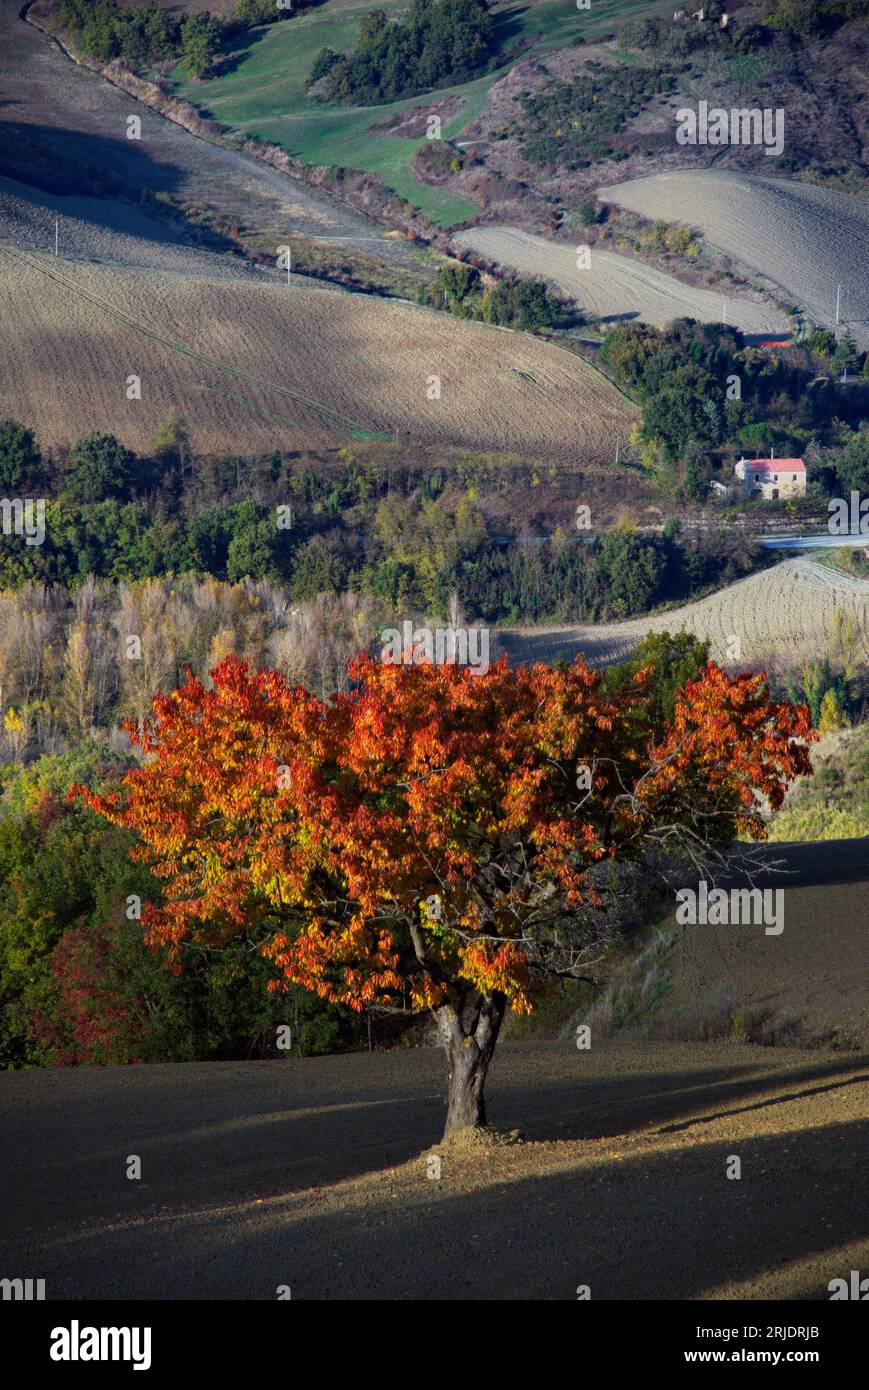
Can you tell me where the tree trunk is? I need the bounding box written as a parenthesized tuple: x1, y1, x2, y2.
(437, 990, 507, 1140)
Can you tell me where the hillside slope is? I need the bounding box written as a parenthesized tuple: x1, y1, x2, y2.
(662, 839, 869, 1050)
(769, 723, 869, 842)
(598, 171, 869, 348)
(0, 228, 633, 458)
(497, 558, 869, 668)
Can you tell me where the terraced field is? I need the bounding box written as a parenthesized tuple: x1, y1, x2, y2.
(453, 225, 789, 336)
(497, 558, 869, 668)
(598, 171, 869, 349)
(0, 231, 633, 458)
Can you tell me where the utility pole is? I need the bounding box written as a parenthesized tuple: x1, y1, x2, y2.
(54, 219, 59, 257)
(835, 283, 841, 326)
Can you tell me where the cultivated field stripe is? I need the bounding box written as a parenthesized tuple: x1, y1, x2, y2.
(0, 244, 367, 433)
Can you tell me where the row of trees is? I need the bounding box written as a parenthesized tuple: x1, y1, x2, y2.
(0, 580, 381, 756)
(0, 514, 767, 763)
(0, 422, 757, 619)
(309, 0, 498, 104)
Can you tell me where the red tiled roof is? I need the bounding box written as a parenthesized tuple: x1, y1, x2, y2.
(739, 458, 805, 473)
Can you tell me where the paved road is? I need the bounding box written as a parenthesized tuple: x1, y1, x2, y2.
(760, 534, 869, 550)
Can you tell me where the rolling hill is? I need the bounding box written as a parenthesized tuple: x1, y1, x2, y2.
(0, 192, 634, 458)
(598, 171, 869, 349)
(497, 557, 869, 669)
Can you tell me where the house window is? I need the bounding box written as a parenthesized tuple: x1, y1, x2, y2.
(774, 475, 778, 482)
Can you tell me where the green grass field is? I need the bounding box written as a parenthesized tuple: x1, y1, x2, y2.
(171, 0, 676, 229)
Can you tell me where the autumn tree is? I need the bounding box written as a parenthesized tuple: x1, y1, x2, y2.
(73, 653, 813, 1138)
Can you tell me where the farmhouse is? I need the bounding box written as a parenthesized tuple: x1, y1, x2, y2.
(734, 456, 806, 499)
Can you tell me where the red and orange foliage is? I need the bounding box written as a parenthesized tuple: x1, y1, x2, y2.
(72, 653, 814, 1018)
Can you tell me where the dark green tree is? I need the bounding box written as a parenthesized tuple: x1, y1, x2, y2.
(66, 433, 135, 502)
(0, 420, 42, 490)
(181, 12, 222, 78)
(606, 630, 710, 723)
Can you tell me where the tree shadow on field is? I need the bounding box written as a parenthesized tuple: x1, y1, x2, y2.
(3, 1048, 867, 1253)
(17, 1117, 868, 1300)
(718, 838, 869, 891)
(492, 5, 529, 52)
(0, 121, 183, 204)
(283, 1117, 869, 1301)
(488, 1049, 869, 1143)
(658, 1070, 869, 1133)
(209, 24, 271, 81)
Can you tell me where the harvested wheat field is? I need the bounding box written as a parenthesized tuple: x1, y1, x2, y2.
(454, 225, 788, 337)
(497, 557, 869, 668)
(0, 237, 633, 459)
(0, 173, 234, 276)
(598, 171, 869, 349)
